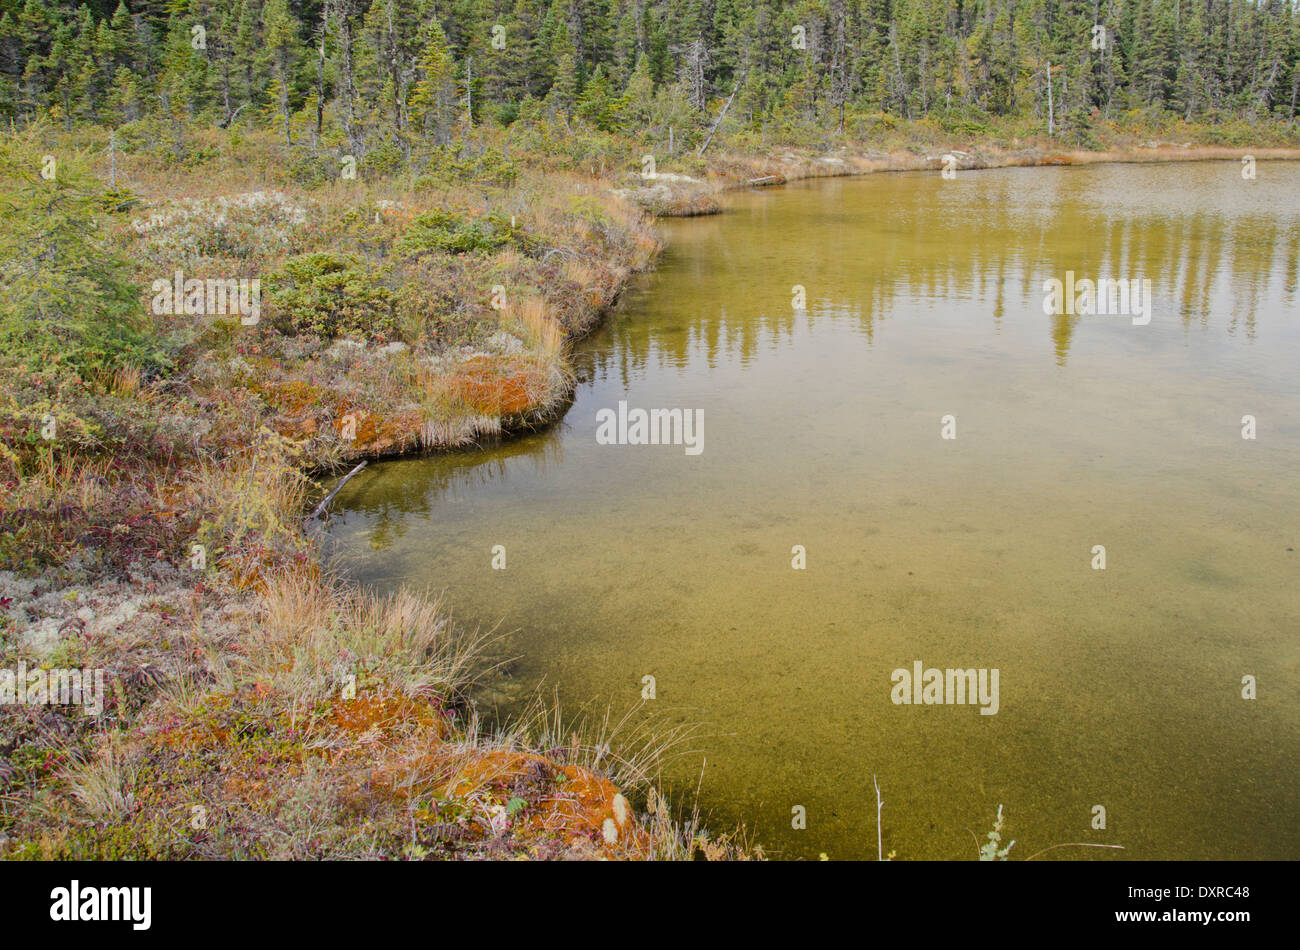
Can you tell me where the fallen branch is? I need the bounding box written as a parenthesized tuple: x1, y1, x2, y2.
(309, 460, 368, 521)
(698, 74, 744, 156)
(220, 102, 248, 129)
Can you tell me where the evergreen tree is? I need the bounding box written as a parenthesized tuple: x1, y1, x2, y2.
(410, 15, 454, 141)
(0, 0, 1295, 143)
(263, 0, 299, 145)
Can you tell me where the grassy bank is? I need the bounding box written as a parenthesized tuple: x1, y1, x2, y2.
(2, 109, 1296, 860)
(0, 119, 763, 860)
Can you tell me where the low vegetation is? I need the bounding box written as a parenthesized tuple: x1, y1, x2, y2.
(0, 119, 762, 860)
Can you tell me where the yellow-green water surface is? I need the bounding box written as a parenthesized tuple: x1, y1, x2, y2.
(326, 163, 1300, 859)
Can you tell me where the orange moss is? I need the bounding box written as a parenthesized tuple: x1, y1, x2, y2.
(137, 685, 653, 857)
(446, 750, 651, 857)
(265, 378, 328, 416)
(328, 692, 450, 741)
(445, 357, 545, 416)
(327, 406, 425, 455)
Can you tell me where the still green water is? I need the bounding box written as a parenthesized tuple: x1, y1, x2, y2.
(326, 163, 1300, 860)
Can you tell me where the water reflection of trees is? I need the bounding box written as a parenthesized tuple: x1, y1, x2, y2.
(332, 426, 568, 551)
(332, 170, 1300, 528)
(582, 172, 1300, 375)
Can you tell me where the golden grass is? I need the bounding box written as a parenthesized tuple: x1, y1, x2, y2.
(63, 738, 137, 822)
(248, 570, 494, 706)
(87, 364, 145, 400)
(0, 453, 112, 515)
(513, 296, 565, 364)
(192, 441, 309, 531)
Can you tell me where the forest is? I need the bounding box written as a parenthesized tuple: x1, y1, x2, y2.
(2, 0, 1298, 153)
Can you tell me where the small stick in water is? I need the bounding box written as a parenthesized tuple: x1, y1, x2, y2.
(874, 773, 884, 861)
(309, 460, 368, 520)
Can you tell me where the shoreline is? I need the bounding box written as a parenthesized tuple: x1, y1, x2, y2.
(333, 143, 1300, 475)
(625, 144, 1300, 216)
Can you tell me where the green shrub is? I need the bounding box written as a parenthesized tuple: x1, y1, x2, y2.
(493, 103, 520, 127)
(1063, 107, 1103, 149)
(396, 209, 513, 256)
(937, 109, 993, 137)
(362, 141, 406, 177)
(412, 145, 520, 187)
(99, 188, 144, 214)
(0, 134, 158, 381)
(269, 252, 397, 341)
(289, 153, 339, 186)
(0, 371, 103, 478)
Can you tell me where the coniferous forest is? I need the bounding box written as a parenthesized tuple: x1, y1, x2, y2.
(2, 0, 1299, 149)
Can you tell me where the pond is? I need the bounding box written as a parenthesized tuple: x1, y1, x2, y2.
(324, 162, 1300, 860)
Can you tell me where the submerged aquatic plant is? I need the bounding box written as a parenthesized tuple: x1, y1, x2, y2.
(979, 804, 1016, 861)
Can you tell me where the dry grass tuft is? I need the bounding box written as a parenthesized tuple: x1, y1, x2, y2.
(63, 738, 138, 822)
(248, 571, 494, 708)
(513, 296, 565, 365)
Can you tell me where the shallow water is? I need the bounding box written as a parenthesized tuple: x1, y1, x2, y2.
(326, 162, 1300, 860)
